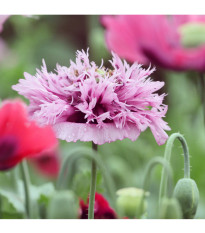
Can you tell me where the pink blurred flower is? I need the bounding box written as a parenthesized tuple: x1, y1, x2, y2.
(30, 150, 60, 178)
(13, 49, 170, 145)
(0, 99, 58, 170)
(102, 15, 205, 71)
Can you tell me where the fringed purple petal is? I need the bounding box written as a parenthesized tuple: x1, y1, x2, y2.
(13, 49, 170, 145)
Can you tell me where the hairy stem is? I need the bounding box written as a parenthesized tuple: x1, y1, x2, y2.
(159, 133, 190, 203)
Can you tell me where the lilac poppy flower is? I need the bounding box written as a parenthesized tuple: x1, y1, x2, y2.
(13, 49, 170, 145)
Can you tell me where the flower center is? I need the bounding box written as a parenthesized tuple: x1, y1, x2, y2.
(0, 136, 18, 170)
(179, 22, 205, 48)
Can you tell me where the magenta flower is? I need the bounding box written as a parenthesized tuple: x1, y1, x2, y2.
(13, 49, 170, 145)
(102, 15, 205, 71)
(79, 192, 117, 219)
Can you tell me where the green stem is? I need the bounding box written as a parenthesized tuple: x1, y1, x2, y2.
(20, 161, 31, 219)
(143, 157, 173, 199)
(88, 143, 98, 219)
(159, 133, 190, 203)
(56, 146, 116, 213)
(139, 157, 173, 218)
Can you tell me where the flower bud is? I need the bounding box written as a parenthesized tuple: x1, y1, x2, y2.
(47, 190, 79, 219)
(159, 197, 182, 219)
(173, 178, 199, 219)
(116, 187, 149, 218)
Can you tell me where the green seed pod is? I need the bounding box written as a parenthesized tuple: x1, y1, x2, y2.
(47, 190, 79, 219)
(116, 187, 149, 218)
(159, 197, 182, 219)
(173, 178, 199, 219)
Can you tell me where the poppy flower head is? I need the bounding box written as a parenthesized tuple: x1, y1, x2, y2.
(13, 49, 170, 145)
(0, 99, 58, 171)
(79, 193, 117, 219)
(102, 15, 205, 71)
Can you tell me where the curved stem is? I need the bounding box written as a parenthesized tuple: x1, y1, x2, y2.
(139, 157, 173, 218)
(143, 157, 173, 199)
(178, 137, 190, 179)
(88, 143, 98, 219)
(159, 133, 190, 203)
(138, 156, 173, 218)
(56, 146, 116, 210)
(20, 161, 31, 219)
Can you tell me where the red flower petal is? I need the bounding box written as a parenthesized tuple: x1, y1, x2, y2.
(0, 99, 58, 170)
(79, 193, 117, 219)
(29, 150, 60, 178)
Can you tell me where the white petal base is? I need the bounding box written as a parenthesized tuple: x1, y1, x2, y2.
(53, 122, 141, 145)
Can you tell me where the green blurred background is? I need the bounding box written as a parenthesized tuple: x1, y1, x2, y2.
(1, 15, 205, 218)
